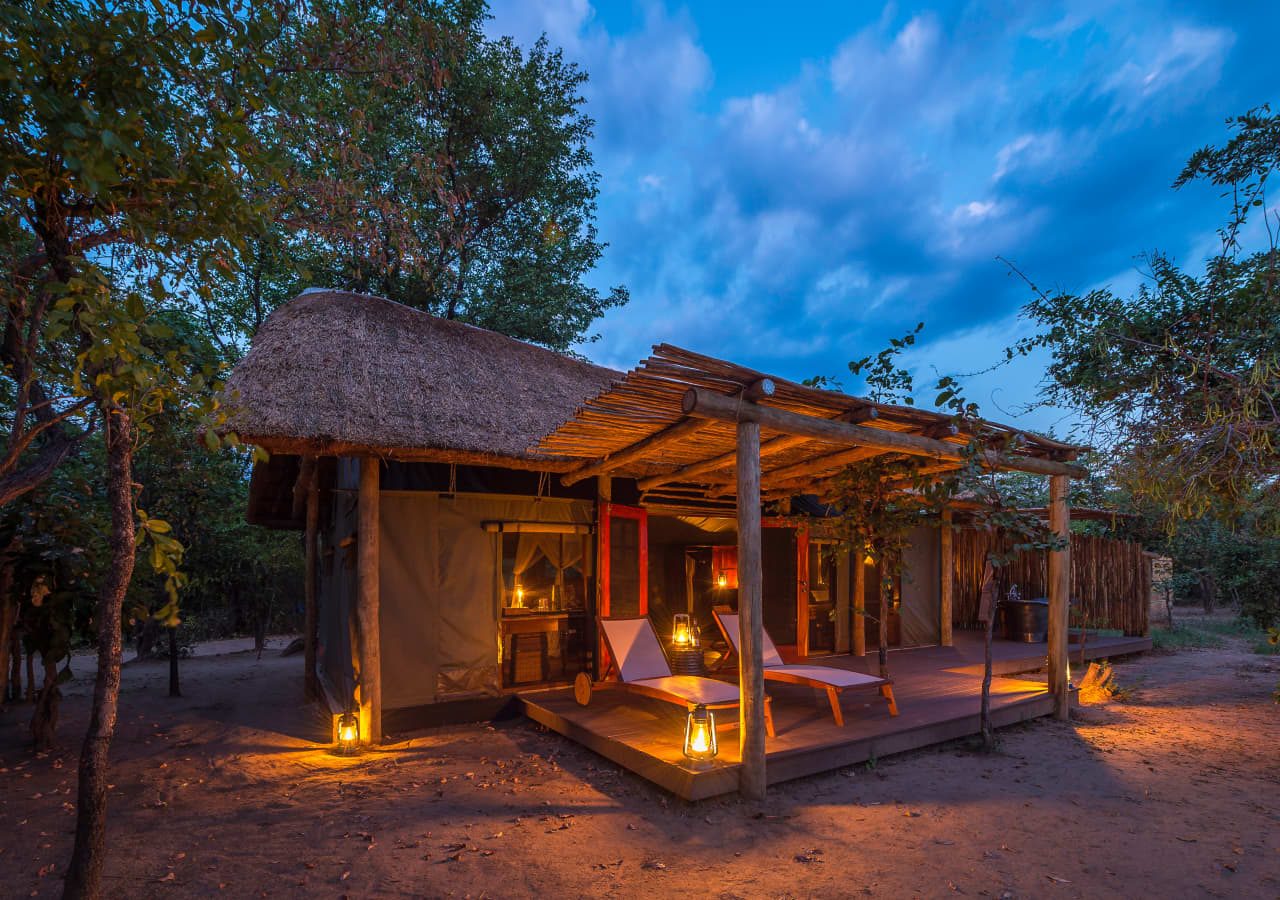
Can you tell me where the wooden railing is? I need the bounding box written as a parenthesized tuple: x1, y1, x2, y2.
(952, 529, 1151, 636)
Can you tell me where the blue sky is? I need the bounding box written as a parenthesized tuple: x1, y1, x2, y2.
(485, 1, 1277, 436)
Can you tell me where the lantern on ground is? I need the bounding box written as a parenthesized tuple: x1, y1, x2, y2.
(336, 711, 360, 756)
(672, 613, 698, 649)
(683, 704, 717, 764)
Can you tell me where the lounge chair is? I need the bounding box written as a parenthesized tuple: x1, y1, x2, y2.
(713, 609, 898, 726)
(577, 616, 775, 738)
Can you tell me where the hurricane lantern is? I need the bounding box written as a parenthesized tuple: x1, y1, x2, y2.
(672, 613, 699, 648)
(683, 704, 717, 764)
(336, 711, 360, 756)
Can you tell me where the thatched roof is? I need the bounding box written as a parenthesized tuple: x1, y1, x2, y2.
(221, 290, 620, 468)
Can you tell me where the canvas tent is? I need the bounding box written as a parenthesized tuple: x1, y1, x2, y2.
(225, 289, 1148, 786)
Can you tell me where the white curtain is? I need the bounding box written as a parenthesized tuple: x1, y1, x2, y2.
(512, 534, 586, 580)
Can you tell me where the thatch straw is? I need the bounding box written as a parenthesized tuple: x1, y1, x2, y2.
(220, 290, 620, 464)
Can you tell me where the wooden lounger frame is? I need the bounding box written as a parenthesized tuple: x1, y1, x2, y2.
(577, 615, 775, 738)
(711, 607, 898, 726)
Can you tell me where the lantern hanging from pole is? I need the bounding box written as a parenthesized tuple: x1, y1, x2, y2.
(712, 546, 738, 589)
(336, 711, 360, 756)
(683, 704, 717, 764)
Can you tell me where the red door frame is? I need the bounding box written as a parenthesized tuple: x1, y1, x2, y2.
(760, 518, 811, 658)
(598, 502, 648, 617)
(597, 502, 648, 676)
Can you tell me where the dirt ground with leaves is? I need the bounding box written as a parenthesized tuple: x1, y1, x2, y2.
(1, 630, 1277, 899)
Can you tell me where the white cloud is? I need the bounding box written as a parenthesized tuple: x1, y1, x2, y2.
(1103, 25, 1234, 117)
(994, 131, 1066, 181)
(830, 13, 941, 96)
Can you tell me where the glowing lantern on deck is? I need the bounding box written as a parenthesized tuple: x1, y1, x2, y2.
(336, 711, 360, 756)
(672, 613, 699, 649)
(683, 704, 717, 764)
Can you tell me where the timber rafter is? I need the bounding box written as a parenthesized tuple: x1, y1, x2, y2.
(535, 344, 1088, 499)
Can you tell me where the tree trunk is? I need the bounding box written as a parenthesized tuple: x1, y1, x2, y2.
(980, 597, 998, 751)
(25, 649, 35, 702)
(0, 565, 16, 704)
(167, 627, 180, 698)
(877, 578, 890, 679)
(63, 411, 136, 900)
(1199, 571, 1216, 614)
(31, 654, 60, 751)
(7, 626, 19, 703)
(254, 615, 266, 660)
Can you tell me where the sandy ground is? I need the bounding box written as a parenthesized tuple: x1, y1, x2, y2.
(1, 630, 1278, 899)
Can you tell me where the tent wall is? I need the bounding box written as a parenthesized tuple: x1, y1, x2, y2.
(377, 491, 594, 710)
(900, 525, 941, 647)
(316, 490, 358, 709)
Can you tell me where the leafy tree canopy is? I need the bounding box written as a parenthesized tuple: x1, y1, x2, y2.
(1018, 107, 1279, 530)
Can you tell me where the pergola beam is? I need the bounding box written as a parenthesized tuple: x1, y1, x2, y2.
(560, 416, 712, 487)
(636, 405, 879, 492)
(681, 388, 1087, 479)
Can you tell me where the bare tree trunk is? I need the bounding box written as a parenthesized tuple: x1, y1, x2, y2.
(0, 562, 16, 704)
(254, 614, 266, 660)
(167, 627, 180, 698)
(1199, 571, 1216, 614)
(1164, 585, 1175, 629)
(31, 654, 59, 751)
(7, 626, 19, 703)
(63, 412, 135, 900)
(980, 597, 999, 751)
(25, 649, 35, 702)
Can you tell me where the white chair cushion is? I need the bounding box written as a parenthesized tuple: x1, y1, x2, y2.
(717, 612, 786, 667)
(600, 618, 671, 682)
(769, 665, 883, 688)
(632, 676, 741, 706)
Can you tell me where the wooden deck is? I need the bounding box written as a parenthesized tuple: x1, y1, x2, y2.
(521, 631, 1150, 800)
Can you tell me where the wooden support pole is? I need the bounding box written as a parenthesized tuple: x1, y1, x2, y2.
(852, 553, 866, 656)
(357, 457, 382, 744)
(940, 507, 954, 648)
(736, 420, 767, 801)
(303, 463, 320, 701)
(834, 549, 850, 654)
(682, 388, 1088, 479)
(1047, 474, 1071, 721)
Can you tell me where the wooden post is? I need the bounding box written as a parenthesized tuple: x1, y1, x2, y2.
(940, 507, 954, 648)
(357, 457, 382, 744)
(1047, 474, 1071, 721)
(853, 555, 866, 657)
(834, 549, 850, 654)
(303, 463, 320, 701)
(736, 420, 766, 801)
(595, 475, 611, 678)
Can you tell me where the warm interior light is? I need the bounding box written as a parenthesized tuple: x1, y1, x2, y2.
(683, 704, 717, 763)
(717, 573, 728, 588)
(672, 613, 693, 647)
(336, 711, 360, 756)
